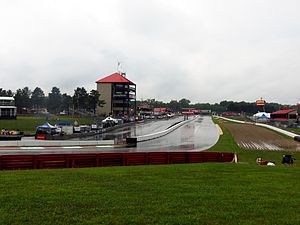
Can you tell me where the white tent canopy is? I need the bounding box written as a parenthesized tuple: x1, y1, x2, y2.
(253, 112, 271, 119)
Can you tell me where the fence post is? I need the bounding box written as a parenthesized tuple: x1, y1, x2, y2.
(186, 152, 190, 163)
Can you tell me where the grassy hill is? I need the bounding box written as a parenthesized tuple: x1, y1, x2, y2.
(0, 116, 96, 135)
(1, 116, 300, 224)
(1, 164, 300, 225)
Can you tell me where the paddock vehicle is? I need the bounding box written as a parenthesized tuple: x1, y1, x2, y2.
(102, 117, 118, 124)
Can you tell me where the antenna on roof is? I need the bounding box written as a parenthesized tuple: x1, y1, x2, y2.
(117, 61, 121, 74)
(117, 61, 126, 77)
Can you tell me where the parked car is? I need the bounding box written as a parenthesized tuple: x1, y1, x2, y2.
(102, 117, 118, 124)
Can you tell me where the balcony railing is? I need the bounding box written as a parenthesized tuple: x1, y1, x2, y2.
(113, 94, 128, 99)
(0, 101, 15, 106)
(129, 94, 136, 99)
(129, 86, 136, 92)
(113, 103, 130, 108)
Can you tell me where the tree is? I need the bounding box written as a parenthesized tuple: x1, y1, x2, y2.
(72, 87, 89, 111)
(179, 98, 191, 109)
(168, 100, 180, 111)
(61, 93, 72, 114)
(6, 90, 13, 97)
(88, 90, 105, 114)
(47, 87, 62, 114)
(144, 98, 166, 108)
(14, 87, 31, 109)
(0, 88, 13, 96)
(31, 87, 45, 109)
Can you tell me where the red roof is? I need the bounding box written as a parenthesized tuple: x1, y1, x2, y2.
(270, 118, 288, 121)
(138, 104, 151, 109)
(182, 111, 194, 115)
(271, 109, 296, 115)
(154, 108, 167, 112)
(96, 72, 135, 85)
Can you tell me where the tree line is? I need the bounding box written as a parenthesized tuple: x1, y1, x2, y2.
(0, 87, 104, 115)
(138, 99, 284, 114)
(1, 86, 289, 115)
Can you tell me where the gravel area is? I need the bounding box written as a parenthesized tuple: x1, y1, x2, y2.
(224, 123, 300, 151)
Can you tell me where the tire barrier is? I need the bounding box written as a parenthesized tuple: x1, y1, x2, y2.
(0, 151, 235, 170)
(294, 136, 300, 142)
(126, 137, 137, 147)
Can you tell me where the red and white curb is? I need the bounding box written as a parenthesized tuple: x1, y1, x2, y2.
(0, 145, 117, 151)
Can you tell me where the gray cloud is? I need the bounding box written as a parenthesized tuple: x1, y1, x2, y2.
(0, 0, 300, 104)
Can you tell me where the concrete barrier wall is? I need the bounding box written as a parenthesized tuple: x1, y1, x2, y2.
(255, 123, 297, 138)
(217, 117, 247, 124)
(0, 151, 235, 170)
(0, 140, 114, 147)
(136, 116, 198, 142)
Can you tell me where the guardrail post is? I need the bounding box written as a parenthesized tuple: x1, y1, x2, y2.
(186, 152, 190, 163)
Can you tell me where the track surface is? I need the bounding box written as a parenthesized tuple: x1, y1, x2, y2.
(0, 116, 219, 154)
(224, 123, 300, 151)
(82, 117, 185, 142)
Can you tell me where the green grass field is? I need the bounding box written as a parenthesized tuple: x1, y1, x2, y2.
(0, 116, 96, 134)
(1, 116, 300, 224)
(1, 164, 300, 225)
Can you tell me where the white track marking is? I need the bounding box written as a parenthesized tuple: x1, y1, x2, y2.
(63, 146, 82, 149)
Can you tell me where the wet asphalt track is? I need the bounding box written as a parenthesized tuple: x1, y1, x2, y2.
(0, 116, 219, 154)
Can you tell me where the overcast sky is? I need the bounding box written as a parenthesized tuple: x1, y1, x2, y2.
(1, 0, 299, 104)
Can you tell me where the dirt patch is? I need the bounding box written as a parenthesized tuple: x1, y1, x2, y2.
(224, 123, 300, 151)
